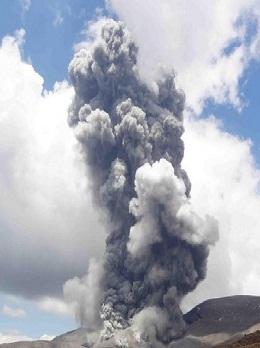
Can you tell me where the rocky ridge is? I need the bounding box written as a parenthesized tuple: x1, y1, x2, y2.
(1, 296, 260, 348)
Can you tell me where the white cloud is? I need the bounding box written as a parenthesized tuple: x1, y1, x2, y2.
(36, 297, 73, 317)
(0, 332, 55, 344)
(0, 333, 33, 344)
(39, 334, 56, 341)
(0, 30, 106, 298)
(4, 329, 21, 336)
(19, 0, 31, 12)
(181, 114, 260, 310)
(53, 10, 64, 27)
(5, 295, 23, 305)
(2, 305, 26, 318)
(107, 0, 260, 113)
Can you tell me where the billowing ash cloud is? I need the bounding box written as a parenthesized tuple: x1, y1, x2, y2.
(67, 19, 218, 345)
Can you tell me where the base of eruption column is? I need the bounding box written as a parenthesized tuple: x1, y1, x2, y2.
(0, 296, 260, 347)
(90, 328, 150, 348)
(90, 295, 260, 348)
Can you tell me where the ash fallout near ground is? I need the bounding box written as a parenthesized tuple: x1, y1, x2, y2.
(65, 19, 219, 345)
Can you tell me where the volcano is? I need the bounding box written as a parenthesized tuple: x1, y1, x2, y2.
(1, 296, 260, 348)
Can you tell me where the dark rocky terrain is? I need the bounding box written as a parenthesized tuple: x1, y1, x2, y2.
(217, 330, 260, 347)
(1, 296, 260, 348)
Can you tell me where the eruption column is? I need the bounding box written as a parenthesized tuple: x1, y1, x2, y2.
(68, 19, 218, 344)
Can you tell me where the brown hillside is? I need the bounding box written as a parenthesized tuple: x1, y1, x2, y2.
(218, 330, 260, 347)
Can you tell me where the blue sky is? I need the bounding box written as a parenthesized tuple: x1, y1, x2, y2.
(0, 0, 106, 89)
(202, 61, 260, 161)
(0, 0, 260, 343)
(0, 294, 73, 339)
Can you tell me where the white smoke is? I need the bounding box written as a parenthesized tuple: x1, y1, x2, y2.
(64, 259, 104, 330)
(128, 159, 218, 257)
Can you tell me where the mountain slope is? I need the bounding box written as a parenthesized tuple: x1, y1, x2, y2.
(1, 296, 260, 348)
(217, 330, 260, 347)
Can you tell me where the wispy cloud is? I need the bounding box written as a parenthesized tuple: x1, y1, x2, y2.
(37, 297, 73, 317)
(0, 332, 32, 344)
(39, 334, 56, 341)
(53, 10, 64, 27)
(0, 331, 55, 344)
(2, 305, 27, 319)
(19, 0, 31, 12)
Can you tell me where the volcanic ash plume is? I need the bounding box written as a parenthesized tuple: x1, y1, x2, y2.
(67, 19, 218, 345)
